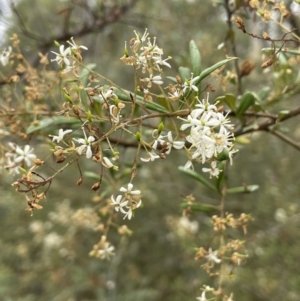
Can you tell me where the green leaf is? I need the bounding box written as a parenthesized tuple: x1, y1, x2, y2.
(166, 76, 178, 84)
(179, 66, 191, 81)
(178, 166, 217, 192)
(261, 47, 300, 56)
(236, 91, 255, 117)
(180, 202, 219, 213)
(257, 86, 271, 101)
(196, 57, 238, 84)
(227, 185, 259, 194)
(189, 40, 201, 76)
(278, 110, 290, 120)
(26, 117, 81, 134)
(112, 88, 169, 113)
(216, 93, 236, 110)
(157, 96, 174, 112)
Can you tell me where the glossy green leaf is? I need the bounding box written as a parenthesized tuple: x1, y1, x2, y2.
(236, 91, 255, 117)
(26, 117, 81, 134)
(189, 40, 201, 76)
(178, 166, 217, 191)
(227, 185, 259, 194)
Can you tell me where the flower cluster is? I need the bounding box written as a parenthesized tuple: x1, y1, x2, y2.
(111, 183, 142, 220)
(179, 93, 237, 177)
(51, 37, 88, 73)
(4, 143, 36, 175)
(120, 29, 171, 96)
(141, 131, 185, 162)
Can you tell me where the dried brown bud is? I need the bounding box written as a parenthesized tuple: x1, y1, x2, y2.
(261, 57, 273, 68)
(31, 203, 43, 210)
(217, 105, 224, 113)
(56, 155, 66, 163)
(176, 75, 182, 85)
(76, 177, 83, 186)
(91, 182, 101, 191)
(72, 105, 80, 116)
(240, 60, 255, 77)
(235, 17, 245, 33)
(34, 158, 44, 166)
(262, 32, 270, 40)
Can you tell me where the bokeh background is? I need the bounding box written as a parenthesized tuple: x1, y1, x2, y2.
(0, 1, 300, 300)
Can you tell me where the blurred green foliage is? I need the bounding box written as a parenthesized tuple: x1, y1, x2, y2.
(1, 0, 300, 301)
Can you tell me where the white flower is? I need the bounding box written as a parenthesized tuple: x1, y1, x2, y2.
(153, 131, 185, 155)
(51, 45, 71, 66)
(179, 115, 202, 131)
(184, 160, 193, 170)
(123, 207, 133, 220)
(202, 161, 220, 178)
(0, 46, 12, 66)
(67, 37, 88, 51)
(14, 145, 36, 167)
(154, 56, 171, 69)
(50, 129, 73, 143)
(183, 74, 200, 93)
(122, 199, 142, 220)
(141, 74, 163, 88)
(111, 195, 128, 213)
(196, 291, 207, 301)
(205, 248, 221, 264)
(140, 152, 160, 162)
(109, 105, 122, 124)
(74, 135, 95, 159)
(103, 157, 118, 170)
(98, 242, 115, 260)
(120, 183, 141, 195)
(4, 157, 20, 175)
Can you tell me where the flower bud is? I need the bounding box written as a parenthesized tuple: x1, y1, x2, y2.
(135, 131, 141, 141)
(64, 93, 73, 103)
(158, 122, 164, 134)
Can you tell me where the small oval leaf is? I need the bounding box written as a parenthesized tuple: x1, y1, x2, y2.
(227, 185, 259, 194)
(189, 40, 201, 76)
(236, 91, 255, 117)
